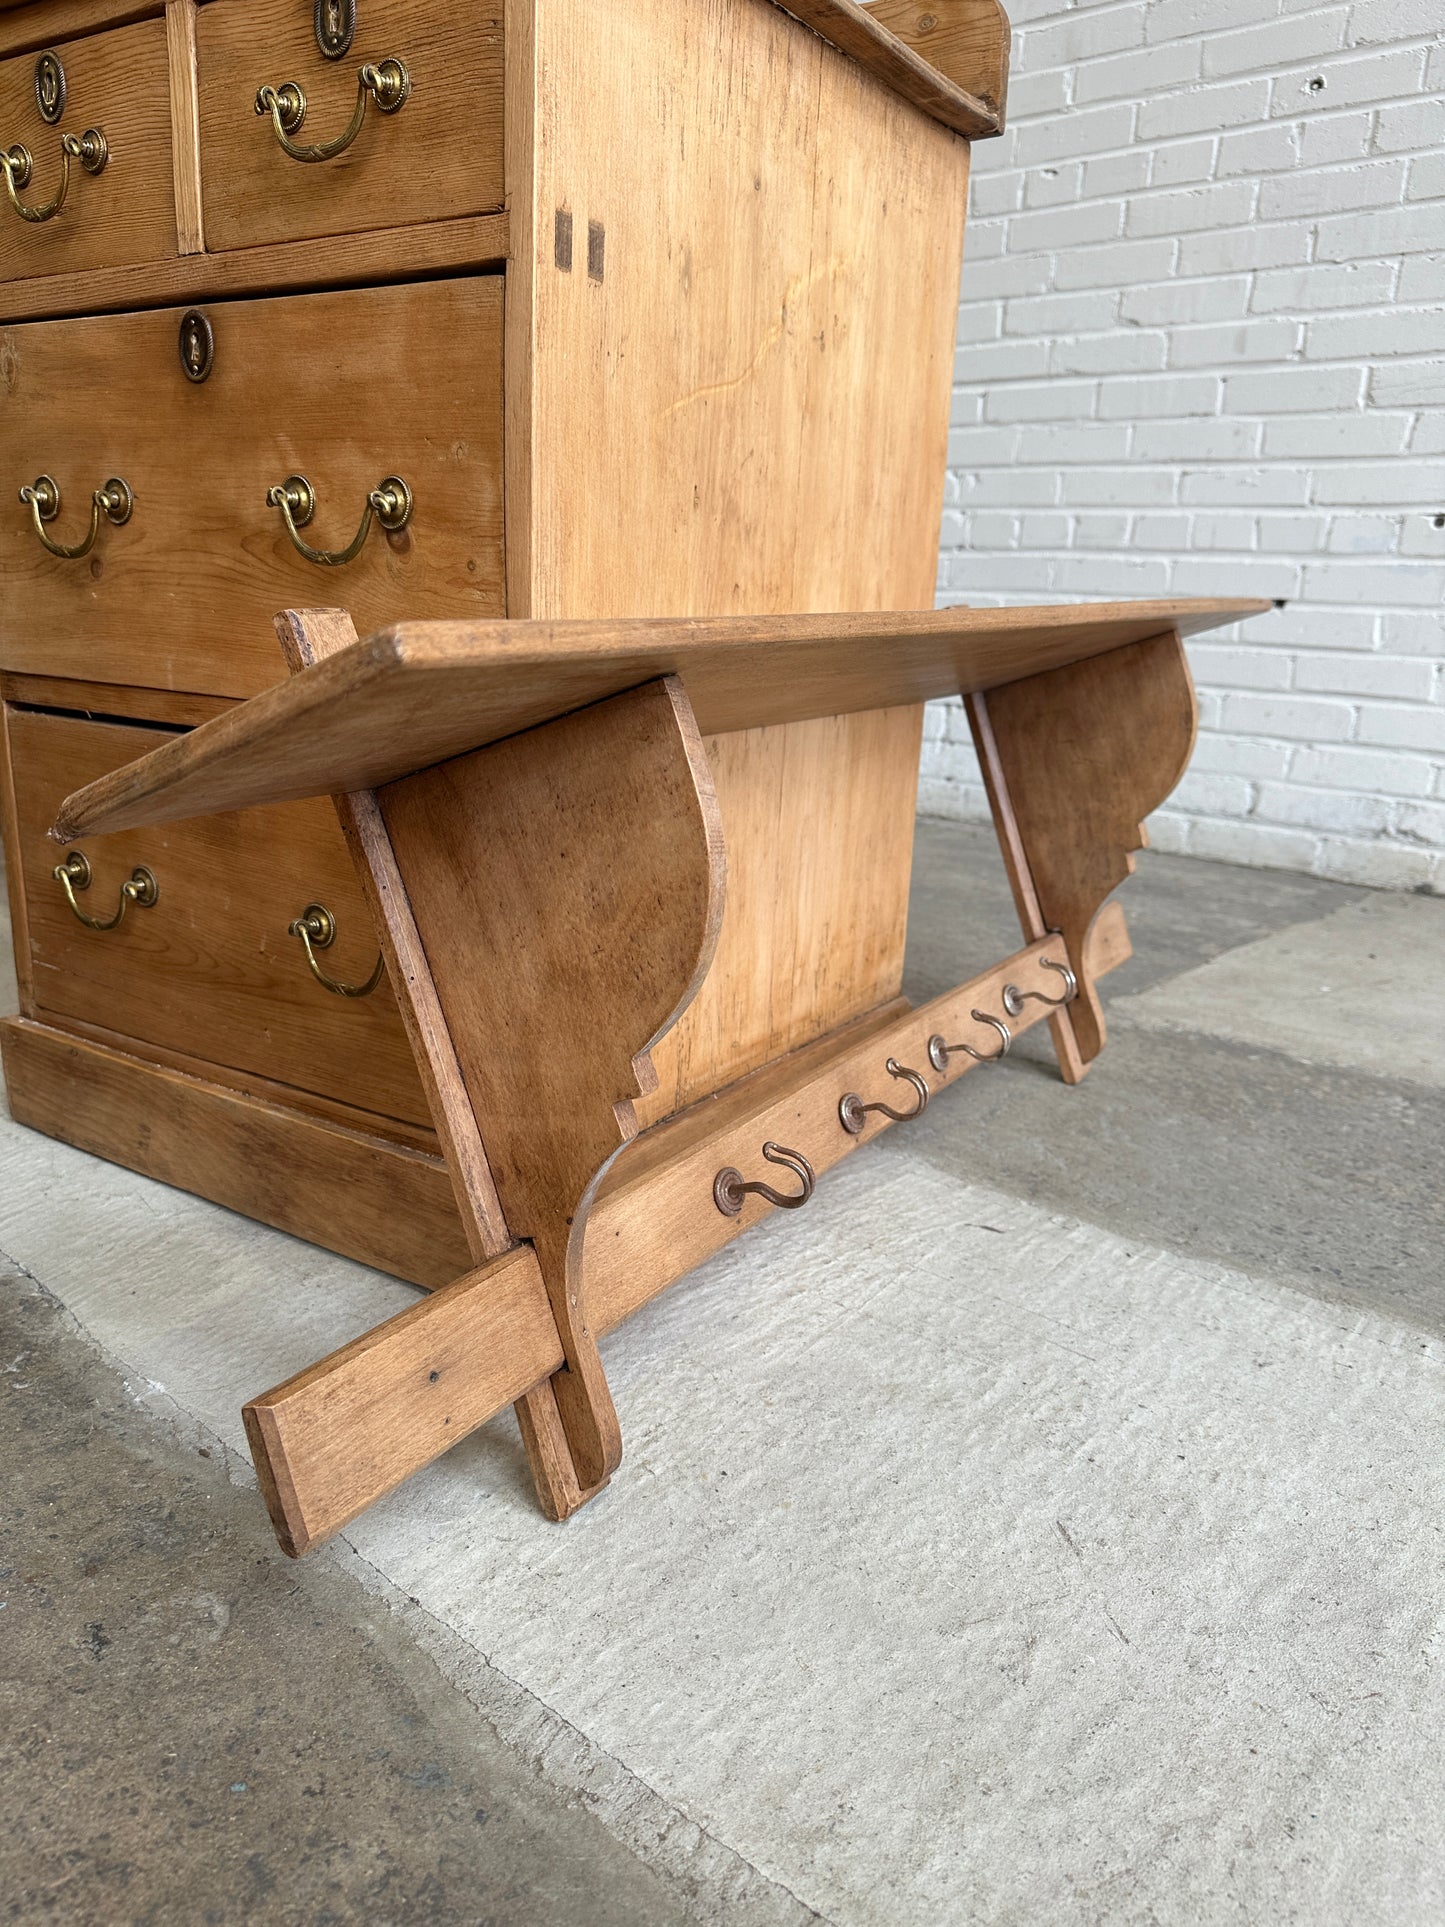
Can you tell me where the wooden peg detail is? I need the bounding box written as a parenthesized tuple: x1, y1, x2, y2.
(967, 628, 1197, 1073)
(377, 675, 726, 1492)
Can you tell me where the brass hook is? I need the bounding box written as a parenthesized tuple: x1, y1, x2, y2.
(53, 850, 157, 930)
(254, 58, 409, 164)
(266, 473, 412, 566)
(713, 1141, 815, 1218)
(1002, 953, 1078, 1016)
(0, 127, 106, 222)
(927, 1011, 1011, 1073)
(838, 1057, 930, 1135)
(21, 474, 132, 559)
(289, 903, 384, 997)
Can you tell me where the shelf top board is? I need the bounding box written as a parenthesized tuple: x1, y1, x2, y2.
(55, 597, 1268, 841)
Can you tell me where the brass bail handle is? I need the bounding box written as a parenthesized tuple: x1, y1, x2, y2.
(0, 127, 107, 221)
(289, 903, 384, 998)
(20, 474, 132, 559)
(53, 850, 158, 930)
(838, 1057, 930, 1135)
(713, 1142, 816, 1218)
(266, 473, 412, 567)
(254, 58, 409, 163)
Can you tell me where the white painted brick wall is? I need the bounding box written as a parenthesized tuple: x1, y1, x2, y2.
(923, 0, 1445, 894)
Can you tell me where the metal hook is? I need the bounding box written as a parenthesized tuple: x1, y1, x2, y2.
(713, 1141, 815, 1218)
(838, 1058, 930, 1135)
(1002, 952, 1078, 1017)
(927, 1011, 1011, 1073)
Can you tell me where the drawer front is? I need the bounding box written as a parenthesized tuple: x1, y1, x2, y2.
(9, 703, 433, 1127)
(0, 21, 176, 284)
(196, 0, 503, 252)
(0, 275, 505, 694)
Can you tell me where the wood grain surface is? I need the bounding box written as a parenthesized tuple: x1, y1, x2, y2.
(0, 0, 156, 58)
(0, 17, 176, 281)
(1, 1014, 471, 1284)
(587, 923, 1130, 1333)
(379, 676, 727, 1490)
(980, 630, 1200, 1067)
(0, 277, 505, 694)
(195, 0, 503, 251)
(639, 706, 925, 1124)
(244, 1246, 563, 1557)
(0, 210, 509, 325)
(13, 706, 432, 1124)
(860, 0, 1010, 120)
(54, 601, 1269, 839)
(778, 0, 1000, 134)
(272, 607, 588, 1525)
(164, 0, 203, 251)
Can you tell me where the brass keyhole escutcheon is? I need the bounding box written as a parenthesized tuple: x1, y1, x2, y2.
(34, 50, 65, 124)
(315, 0, 356, 59)
(179, 309, 214, 383)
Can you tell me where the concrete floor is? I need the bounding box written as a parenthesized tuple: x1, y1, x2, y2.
(3, 820, 1443, 1925)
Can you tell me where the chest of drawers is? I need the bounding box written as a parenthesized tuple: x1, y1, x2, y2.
(0, 0, 1006, 1283)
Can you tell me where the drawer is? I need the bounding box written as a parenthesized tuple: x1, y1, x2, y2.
(7, 702, 433, 1127)
(0, 21, 176, 283)
(196, 0, 503, 252)
(0, 275, 505, 694)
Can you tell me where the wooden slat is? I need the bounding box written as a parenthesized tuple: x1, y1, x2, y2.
(55, 599, 1269, 839)
(1, 672, 233, 728)
(0, 1016, 471, 1285)
(983, 629, 1199, 1068)
(164, 0, 204, 253)
(966, 686, 1086, 1084)
(243, 1247, 563, 1558)
(587, 934, 1090, 1332)
(0, 705, 34, 1015)
(0, 211, 509, 325)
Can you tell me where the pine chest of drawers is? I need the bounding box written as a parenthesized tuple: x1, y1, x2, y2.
(0, 0, 1006, 1283)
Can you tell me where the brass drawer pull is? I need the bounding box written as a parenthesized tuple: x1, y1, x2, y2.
(266, 472, 412, 567)
(289, 903, 384, 998)
(1, 128, 107, 222)
(254, 58, 409, 164)
(21, 474, 133, 560)
(713, 1142, 815, 1218)
(53, 850, 158, 930)
(838, 1057, 929, 1135)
